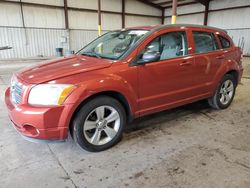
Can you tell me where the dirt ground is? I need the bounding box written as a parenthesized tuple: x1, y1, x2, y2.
(0, 57, 249, 188)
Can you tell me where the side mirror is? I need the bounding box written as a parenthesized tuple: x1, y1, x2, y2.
(137, 51, 160, 64)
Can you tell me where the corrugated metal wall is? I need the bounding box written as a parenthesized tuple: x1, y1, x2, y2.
(0, 27, 103, 58)
(1, 0, 250, 58)
(227, 29, 250, 56)
(0, 0, 162, 59)
(164, 3, 205, 24)
(208, 0, 250, 55)
(164, 0, 250, 55)
(69, 29, 108, 53)
(0, 27, 66, 58)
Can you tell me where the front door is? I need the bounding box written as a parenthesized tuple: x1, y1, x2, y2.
(137, 30, 197, 116)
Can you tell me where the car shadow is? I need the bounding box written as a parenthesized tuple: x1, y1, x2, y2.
(125, 100, 213, 133)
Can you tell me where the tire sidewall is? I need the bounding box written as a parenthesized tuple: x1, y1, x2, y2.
(73, 96, 126, 152)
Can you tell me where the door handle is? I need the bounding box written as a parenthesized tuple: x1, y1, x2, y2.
(180, 61, 192, 66)
(216, 55, 225, 59)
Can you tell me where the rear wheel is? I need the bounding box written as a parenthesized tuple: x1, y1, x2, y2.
(72, 96, 126, 152)
(208, 74, 236, 109)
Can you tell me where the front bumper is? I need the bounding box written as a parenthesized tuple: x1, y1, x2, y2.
(5, 87, 74, 141)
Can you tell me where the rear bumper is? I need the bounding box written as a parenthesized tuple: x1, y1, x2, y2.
(5, 87, 74, 141)
(239, 67, 244, 83)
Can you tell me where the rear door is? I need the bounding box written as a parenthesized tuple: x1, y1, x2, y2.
(191, 30, 224, 95)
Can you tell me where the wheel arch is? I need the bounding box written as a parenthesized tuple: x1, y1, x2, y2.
(225, 69, 239, 85)
(69, 90, 134, 137)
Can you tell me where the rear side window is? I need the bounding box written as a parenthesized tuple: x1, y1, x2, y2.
(192, 31, 219, 53)
(219, 35, 231, 49)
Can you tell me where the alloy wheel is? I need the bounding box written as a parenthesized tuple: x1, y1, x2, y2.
(219, 79, 234, 105)
(83, 105, 121, 146)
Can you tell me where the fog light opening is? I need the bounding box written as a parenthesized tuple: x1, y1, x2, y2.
(23, 124, 39, 136)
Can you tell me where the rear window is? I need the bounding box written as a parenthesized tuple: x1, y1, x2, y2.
(219, 35, 231, 49)
(192, 31, 219, 53)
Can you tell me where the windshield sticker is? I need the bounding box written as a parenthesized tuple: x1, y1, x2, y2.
(128, 30, 148, 35)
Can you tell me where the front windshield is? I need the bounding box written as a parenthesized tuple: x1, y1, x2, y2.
(77, 30, 149, 60)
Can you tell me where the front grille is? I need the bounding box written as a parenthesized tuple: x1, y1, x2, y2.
(11, 80, 23, 105)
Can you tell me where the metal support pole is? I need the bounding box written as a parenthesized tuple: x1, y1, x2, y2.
(20, 0, 25, 28)
(64, 0, 69, 29)
(20, 0, 28, 45)
(171, 0, 177, 24)
(98, 0, 102, 36)
(204, 1, 210, 25)
(122, 0, 125, 28)
(161, 9, 165, 24)
(63, 0, 70, 52)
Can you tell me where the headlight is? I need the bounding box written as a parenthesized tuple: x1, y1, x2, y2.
(28, 84, 75, 106)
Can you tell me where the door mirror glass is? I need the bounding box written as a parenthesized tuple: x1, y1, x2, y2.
(137, 51, 160, 64)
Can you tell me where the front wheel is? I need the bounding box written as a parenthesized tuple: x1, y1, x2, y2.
(208, 74, 236, 109)
(72, 96, 126, 152)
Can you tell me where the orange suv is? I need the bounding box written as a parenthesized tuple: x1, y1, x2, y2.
(5, 24, 243, 151)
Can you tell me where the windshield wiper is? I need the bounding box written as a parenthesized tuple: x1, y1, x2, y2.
(81, 51, 118, 60)
(81, 51, 102, 59)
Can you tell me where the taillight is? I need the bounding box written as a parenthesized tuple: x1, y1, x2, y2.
(240, 52, 243, 62)
(237, 47, 243, 66)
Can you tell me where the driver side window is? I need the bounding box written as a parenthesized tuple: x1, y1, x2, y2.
(160, 32, 188, 60)
(140, 31, 188, 62)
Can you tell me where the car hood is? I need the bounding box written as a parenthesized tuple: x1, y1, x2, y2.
(16, 55, 113, 84)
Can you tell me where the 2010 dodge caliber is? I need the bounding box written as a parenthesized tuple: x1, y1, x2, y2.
(5, 24, 243, 152)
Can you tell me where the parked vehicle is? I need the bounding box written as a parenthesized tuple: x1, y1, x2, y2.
(5, 24, 243, 152)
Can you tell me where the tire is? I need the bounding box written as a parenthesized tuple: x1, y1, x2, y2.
(72, 96, 126, 152)
(208, 74, 236, 109)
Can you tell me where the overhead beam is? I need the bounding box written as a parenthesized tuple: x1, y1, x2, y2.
(165, 11, 204, 18)
(157, 0, 186, 6)
(164, 2, 198, 8)
(0, 0, 161, 19)
(194, 0, 208, 6)
(165, 4, 250, 19)
(157, 0, 173, 6)
(137, 0, 163, 10)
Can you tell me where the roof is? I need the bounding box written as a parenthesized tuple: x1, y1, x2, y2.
(119, 24, 227, 60)
(125, 24, 227, 34)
